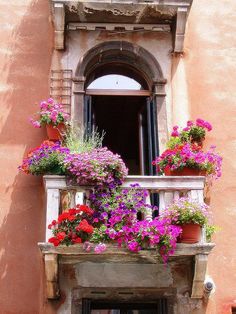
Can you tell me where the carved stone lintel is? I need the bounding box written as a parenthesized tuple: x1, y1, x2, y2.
(174, 7, 188, 53)
(191, 254, 208, 299)
(44, 253, 59, 299)
(53, 3, 65, 50)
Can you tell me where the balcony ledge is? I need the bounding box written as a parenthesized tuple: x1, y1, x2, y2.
(38, 242, 215, 299)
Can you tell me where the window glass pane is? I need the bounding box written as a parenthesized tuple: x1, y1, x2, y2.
(87, 75, 141, 90)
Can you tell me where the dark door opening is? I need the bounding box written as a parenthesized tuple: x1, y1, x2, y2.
(84, 95, 158, 175)
(82, 299, 168, 314)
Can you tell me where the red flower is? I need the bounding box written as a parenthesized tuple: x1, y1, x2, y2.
(56, 231, 66, 241)
(76, 219, 94, 233)
(58, 212, 70, 223)
(72, 237, 82, 244)
(48, 237, 60, 247)
(78, 204, 94, 216)
(68, 208, 77, 215)
(68, 215, 76, 222)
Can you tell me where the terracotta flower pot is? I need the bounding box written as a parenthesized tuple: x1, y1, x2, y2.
(164, 167, 206, 176)
(178, 224, 201, 244)
(46, 123, 65, 141)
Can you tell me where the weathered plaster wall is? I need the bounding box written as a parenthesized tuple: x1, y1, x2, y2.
(172, 1, 236, 313)
(0, 1, 55, 313)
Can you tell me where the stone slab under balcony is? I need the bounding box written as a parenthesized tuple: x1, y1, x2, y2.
(38, 242, 215, 300)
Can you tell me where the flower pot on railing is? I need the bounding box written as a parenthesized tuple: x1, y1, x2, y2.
(164, 167, 206, 176)
(178, 223, 201, 244)
(46, 123, 65, 141)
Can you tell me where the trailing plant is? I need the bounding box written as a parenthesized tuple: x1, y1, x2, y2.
(64, 147, 128, 188)
(89, 184, 181, 263)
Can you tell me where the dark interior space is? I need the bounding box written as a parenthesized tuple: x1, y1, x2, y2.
(92, 95, 146, 175)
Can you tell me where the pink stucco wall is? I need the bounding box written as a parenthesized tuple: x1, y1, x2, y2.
(0, 1, 57, 313)
(184, 1, 236, 313)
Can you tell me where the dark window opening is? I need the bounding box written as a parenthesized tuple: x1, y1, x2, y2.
(82, 299, 168, 314)
(84, 95, 158, 176)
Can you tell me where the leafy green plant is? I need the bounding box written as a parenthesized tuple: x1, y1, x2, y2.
(62, 125, 105, 153)
(206, 224, 220, 242)
(162, 197, 210, 226)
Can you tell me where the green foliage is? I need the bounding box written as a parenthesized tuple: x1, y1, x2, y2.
(206, 224, 220, 242)
(29, 152, 66, 175)
(188, 126, 206, 142)
(62, 125, 105, 153)
(90, 225, 109, 243)
(166, 136, 182, 149)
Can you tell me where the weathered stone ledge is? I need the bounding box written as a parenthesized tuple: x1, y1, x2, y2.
(38, 242, 215, 264)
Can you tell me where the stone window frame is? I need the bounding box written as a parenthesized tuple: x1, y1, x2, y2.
(71, 40, 168, 153)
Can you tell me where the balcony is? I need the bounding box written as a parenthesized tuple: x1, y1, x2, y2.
(50, 0, 193, 51)
(38, 175, 214, 300)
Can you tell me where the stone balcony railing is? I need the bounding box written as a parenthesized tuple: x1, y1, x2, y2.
(43, 175, 206, 242)
(39, 175, 214, 300)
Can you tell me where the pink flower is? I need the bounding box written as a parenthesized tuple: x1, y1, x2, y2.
(83, 241, 92, 252)
(94, 243, 107, 253)
(187, 120, 194, 127)
(29, 118, 41, 128)
(171, 130, 179, 137)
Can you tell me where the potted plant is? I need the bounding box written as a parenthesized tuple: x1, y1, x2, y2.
(19, 140, 69, 175)
(48, 204, 94, 246)
(161, 197, 210, 243)
(152, 143, 222, 179)
(169, 118, 212, 148)
(30, 98, 70, 140)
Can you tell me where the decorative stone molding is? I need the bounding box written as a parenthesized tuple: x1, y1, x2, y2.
(50, 0, 193, 52)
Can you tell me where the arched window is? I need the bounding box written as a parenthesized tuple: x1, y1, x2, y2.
(74, 41, 167, 175)
(87, 75, 142, 90)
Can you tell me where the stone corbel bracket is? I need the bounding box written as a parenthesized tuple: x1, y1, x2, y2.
(44, 253, 60, 299)
(174, 7, 188, 53)
(191, 254, 209, 299)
